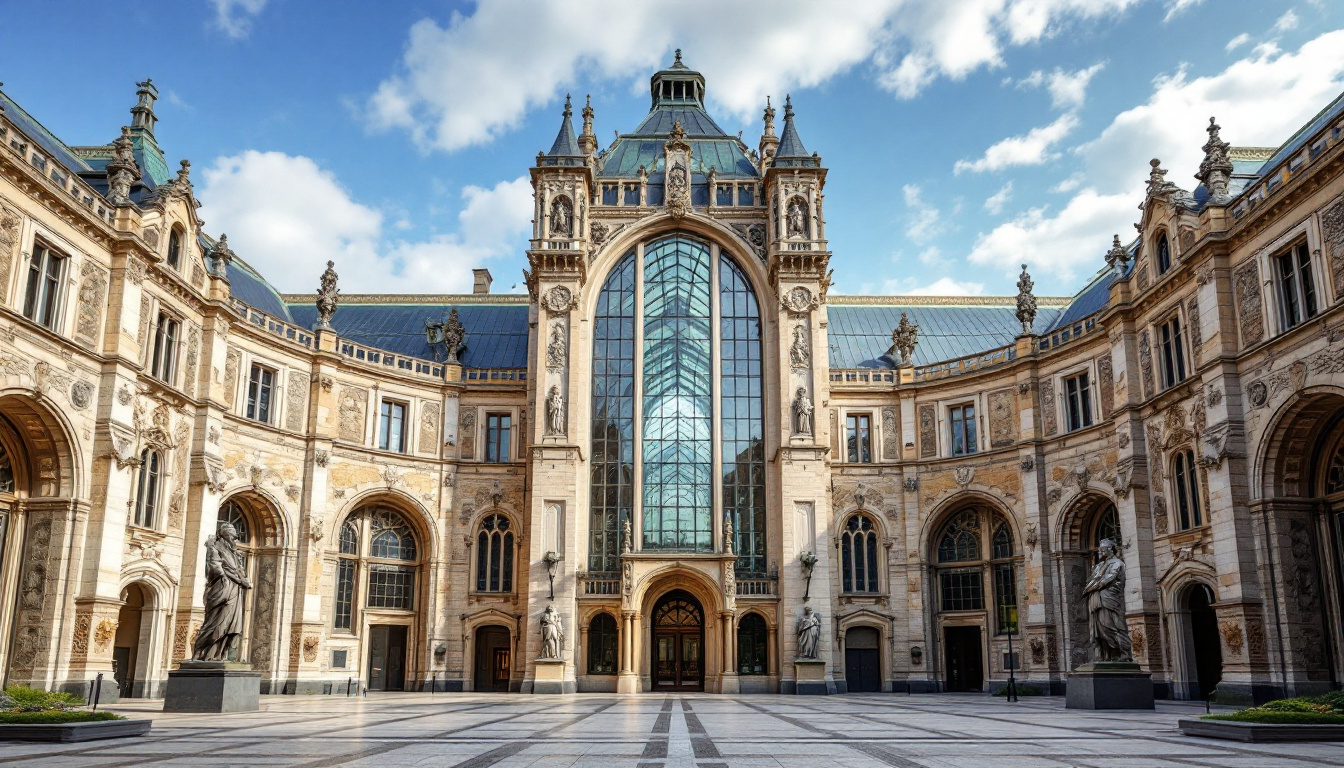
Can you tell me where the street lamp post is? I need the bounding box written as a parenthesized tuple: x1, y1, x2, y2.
(1002, 603, 1019, 703)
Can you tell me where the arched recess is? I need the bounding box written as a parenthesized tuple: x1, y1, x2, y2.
(635, 565, 724, 692)
(1163, 575, 1223, 700)
(462, 607, 519, 693)
(834, 508, 886, 596)
(111, 578, 170, 698)
(217, 492, 289, 676)
(0, 390, 81, 687)
(836, 609, 889, 693)
(735, 609, 775, 687)
(923, 496, 1022, 693)
(1254, 387, 1344, 691)
(1056, 493, 1122, 670)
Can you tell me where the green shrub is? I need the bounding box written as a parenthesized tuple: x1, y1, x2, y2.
(1259, 698, 1333, 714)
(1, 685, 83, 711)
(1207, 709, 1344, 725)
(0, 710, 123, 725)
(1313, 691, 1344, 712)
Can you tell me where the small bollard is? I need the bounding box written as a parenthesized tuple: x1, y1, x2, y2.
(91, 673, 103, 712)
(347, 677, 353, 697)
(431, 672, 437, 695)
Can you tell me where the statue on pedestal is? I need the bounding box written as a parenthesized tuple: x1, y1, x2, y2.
(1084, 538, 1133, 663)
(791, 388, 814, 437)
(191, 523, 252, 661)
(540, 604, 564, 659)
(796, 606, 821, 659)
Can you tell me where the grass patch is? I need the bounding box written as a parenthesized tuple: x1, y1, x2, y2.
(0, 710, 123, 725)
(1205, 692, 1344, 725)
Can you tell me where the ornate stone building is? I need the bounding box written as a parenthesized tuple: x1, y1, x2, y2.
(0, 59, 1342, 703)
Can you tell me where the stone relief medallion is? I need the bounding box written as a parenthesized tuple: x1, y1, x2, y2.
(954, 466, 974, 486)
(543, 285, 577, 314)
(1247, 380, 1268, 408)
(780, 286, 817, 315)
(69, 380, 93, 410)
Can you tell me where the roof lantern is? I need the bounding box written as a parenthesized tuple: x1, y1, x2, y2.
(130, 78, 158, 138)
(649, 49, 707, 110)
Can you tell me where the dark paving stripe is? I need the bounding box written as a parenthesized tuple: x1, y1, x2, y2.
(660, 697, 674, 712)
(849, 743, 928, 768)
(691, 736, 721, 759)
(448, 741, 530, 768)
(635, 696, 674, 767)
(640, 739, 668, 759)
(683, 701, 721, 758)
(683, 712, 706, 734)
(680, 699, 693, 711)
(651, 711, 671, 733)
(529, 700, 619, 737)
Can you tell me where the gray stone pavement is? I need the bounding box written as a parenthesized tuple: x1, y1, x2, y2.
(4, 693, 1343, 767)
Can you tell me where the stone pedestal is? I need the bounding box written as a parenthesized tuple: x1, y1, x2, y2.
(532, 659, 571, 694)
(163, 661, 260, 713)
(793, 659, 834, 695)
(1065, 663, 1154, 710)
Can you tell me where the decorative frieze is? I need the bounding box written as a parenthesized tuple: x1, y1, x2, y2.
(337, 386, 367, 443)
(1097, 354, 1114, 419)
(74, 261, 107, 348)
(918, 404, 936, 458)
(881, 407, 898, 460)
(1039, 378, 1057, 436)
(1322, 198, 1344, 301)
(285, 372, 309, 432)
(1233, 258, 1263, 347)
(988, 388, 1016, 447)
(419, 402, 441, 454)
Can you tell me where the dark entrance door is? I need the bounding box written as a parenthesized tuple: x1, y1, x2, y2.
(368, 625, 408, 691)
(944, 626, 984, 692)
(651, 591, 704, 691)
(474, 625, 512, 692)
(112, 646, 132, 699)
(1188, 585, 1223, 700)
(845, 627, 881, 692)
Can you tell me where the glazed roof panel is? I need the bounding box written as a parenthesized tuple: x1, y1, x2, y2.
(827, 303, 1064, 369)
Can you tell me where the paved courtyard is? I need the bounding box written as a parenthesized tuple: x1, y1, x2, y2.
(6, 693, 1343, 767)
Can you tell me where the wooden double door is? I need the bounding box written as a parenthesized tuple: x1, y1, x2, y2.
(651, 591, 704, 691)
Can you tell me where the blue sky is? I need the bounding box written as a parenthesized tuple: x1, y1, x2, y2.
(2, 1, 1341, 298)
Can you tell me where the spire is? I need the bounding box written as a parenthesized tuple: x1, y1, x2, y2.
(1196, 116, 1234, 203)
(774, 95, 819, 167)
(544, 94, 581, 159)
(758, 96, 779, 166)
(130, 78, 158, 138)
(578, 94, 597, 156)
(1015, 264, 1037, 337)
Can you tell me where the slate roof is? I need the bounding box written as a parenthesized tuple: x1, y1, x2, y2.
(827, 300, 1067, 369)
(0, 89, 94, 175)
(1044, 267, 1114, 333)
(287, 302, 531, 370)
(545, 97, 581, 158)
(227, 255, 294, 322)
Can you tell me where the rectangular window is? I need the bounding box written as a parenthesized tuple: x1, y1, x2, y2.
(938, 568, 984, 611)
(1174, 449, 1204, 530)
(949, 403, 977, 457)
(22, 243, 65, 329)
(331, 649, 348, 669)
(737, 185, 755, 206)
(846, 413, 872, 463)
(150, 312, 180, 384)
(334, 559, 356, 630)
(601, 184, 618, 206)
(1158, 317, 1187, 389)
(133, 450, 160, 529)
(994, 563, 1018, 634)
(378, 400, 406, 452)
(1064, 372, 1093, 432)
(246, 365, 274, 423)
(623, 185, 640, 206)
(715, 185, 733, 206)
(485, 413, 512, 463)
(365, 564, 414, 610)
(1275, 241, 1318, 332)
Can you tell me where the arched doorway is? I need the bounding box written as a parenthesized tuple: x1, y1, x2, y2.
(650, 590, 703, 691)
(113, 583, 153, 698)
(474, 625, 511, 692)
(844, 627, 881, 692)
(1181, 583, 1223, 700)
(1059, 495, 1121, 669)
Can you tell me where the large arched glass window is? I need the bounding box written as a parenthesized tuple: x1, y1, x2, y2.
(840, 514, 879, 593)
(737, 613, 768, 675)
(332, 505, 420, 632)
(587, 613, 618, 675)
(934, 508, 1021, 634)
(475, 513, 515, 593)
(588, 235, 765, 569)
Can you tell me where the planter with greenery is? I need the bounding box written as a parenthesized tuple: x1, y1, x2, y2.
(1179, 691, 1344, 742)
(0, 685, 150, 742)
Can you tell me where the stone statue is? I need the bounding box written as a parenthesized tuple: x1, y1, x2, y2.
(540, 604, 564, 659)
(791, 387, 814, 436)
(796, 607, 821, 659)
(105, 126, 141, 206)
(789, 324, 809, 368)
(1015, 264, 1036, 336)
(551, 196, 573, 238)
(315, 261, 339, 330)
(891, 312, 918, 367)
(723, 515, 735, 555)
(191, 523, 253, 661)
(546, 323, 566, 369)
(787, 198, 807, 238)
(622, 516, 633, 554)
(545, 385, 565, 435)
(1083, 538, 1133, 663)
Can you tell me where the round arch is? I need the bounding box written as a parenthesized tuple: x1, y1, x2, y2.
(335, 488, 438, 560)
(0, 389, 83, 499)
(219, 490, 289, 548)
(919, 491, 1020, 559)
(1057, 492, 1121, 553)
(1163, 575, 1224, 700)
(1256, 386, 1344, 500)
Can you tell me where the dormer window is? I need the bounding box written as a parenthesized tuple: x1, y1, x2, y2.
(1156, 232, 1172, 274)
(167, 226, 183, 270)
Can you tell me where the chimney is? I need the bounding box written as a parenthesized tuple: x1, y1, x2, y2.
(472, 269, 493, 295)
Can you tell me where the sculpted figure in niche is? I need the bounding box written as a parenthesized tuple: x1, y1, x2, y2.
(791, 387, 814, 436)
(551, 196, 573, 238)
(545, 385, 565, 435)
(546, 322, 566, 369)
(787, 197, 807, 238)
(789, 324, 809, 368)
(796, 607, 821, 659)
(191, 523, 253, 661)
(540, 604, 564, 659)
(1083, 538, 1133, 663)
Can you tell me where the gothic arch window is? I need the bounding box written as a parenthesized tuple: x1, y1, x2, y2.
(840, 513, 880, 593)
(587, 612, 618, 675)
(1156, 231, 1172, 274)
(1092, 502, 1121, 550)
(475, 513, 515, 593)
(167, 225, 184, 270)
(1323, 435, 1344, 496)
(1172, 449, 1203, 530)
(331, 505, 421, 632)
(587, 235, 765, 572)
(737, 613, 768, 675)
(133, 449, 162, 529)
(934, 507, 1020, 633)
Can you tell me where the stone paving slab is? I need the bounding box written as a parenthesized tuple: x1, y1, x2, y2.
(3, 693, 1343, 767)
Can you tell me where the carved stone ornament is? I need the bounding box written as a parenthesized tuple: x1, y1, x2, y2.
(1104, 234, 1130, 271)
(1015, 264, 1037, 336)
(781, 286, 818, 315)
(664, 121, 693, 220)
(543, 285, 578, 314)
(1233, 258, 1264, 347)
(1196, 117, 1235, 203)
(891, 312, 919, 367)
(546, 321, 567, 370)
(791, 387, 814, 437)
(954, 466, 974, 486)
(590, 220, 610, 245)
(105, 126, 141, 205)
(125, 254, 147, 285)
(549, 195, 574, 238)
(1322, 199, 1344, 302)
(1020, 458, 1035, 472)
(1248, 380, 1268, 408)
(1039, 377, 1058, 436)
(1139, 331, 1155, 399)
(314, 260, 340, 330)
(731, 222, 767, 260)
(69, 380, 93, 410)
(545, 385, 566, 436)
(789, 324, 810, 369)
(786, 196, 808, 239)
(1200, 422, 1232, 469)
(315, 450, 329, 468)
(1112, 458, 1135, 499)
(904, 477, 919, 492)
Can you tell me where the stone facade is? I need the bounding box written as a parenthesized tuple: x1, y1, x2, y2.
(0, 64, 1342, 704)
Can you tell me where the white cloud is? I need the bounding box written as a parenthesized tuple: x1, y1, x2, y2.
(1225, 33, 1252, 52)
(955, 113, 1079, 173)
(1163, 0, 1203, 22)
(209, 0, 268, 39)
(198, 151, 531, 294)
(1013, 64, 1104, 108)
(967, 189, 1135, 281)
(367, 0, 1145, 151)
(902, 184, 943, 243)
(1273, 10, 1299, 33)
(984, 182, 1014, 214)
(896, 277, 986, 296)
(1051, 173, 1085, 193)
(918, 246, 947, 266)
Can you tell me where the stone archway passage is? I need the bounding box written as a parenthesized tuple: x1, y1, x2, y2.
(1186, 584, 1223, 700)
(650, 590, 704, 691)
(474, 625, 511, 693)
